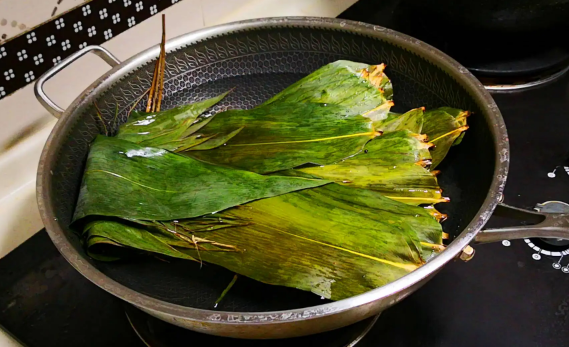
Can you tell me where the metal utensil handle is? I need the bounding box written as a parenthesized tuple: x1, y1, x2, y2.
(34, 45, 120, 118)
(475, 203, 569, 243)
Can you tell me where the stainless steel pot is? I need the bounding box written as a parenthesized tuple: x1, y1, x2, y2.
(34, 17, 569, 339)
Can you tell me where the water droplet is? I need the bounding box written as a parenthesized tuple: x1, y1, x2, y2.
(320, 296, 325, 299)
(54, 218, 58, 221)
(364, 149, 368, 153)
(133, 119, 155, 126)
(214, 303, 218, 308)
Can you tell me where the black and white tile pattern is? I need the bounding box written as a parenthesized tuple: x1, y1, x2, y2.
(0, 0, 186, 100)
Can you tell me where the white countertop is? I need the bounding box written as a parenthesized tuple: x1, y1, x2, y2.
(0, 0, 356, 345)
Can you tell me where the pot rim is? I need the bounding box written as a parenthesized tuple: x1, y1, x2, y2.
(36, 16, 509, 325)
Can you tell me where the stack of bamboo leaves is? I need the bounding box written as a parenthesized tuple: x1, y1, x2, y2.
(73, 60, 469, 300)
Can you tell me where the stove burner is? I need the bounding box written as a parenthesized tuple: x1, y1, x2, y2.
(482, 65, 569, 92)
(338, 0, 569, 86)
(538, 238, 569, 248)
(124, 304, 380, 347)
(463, 46, 569, 81)
(522, 201, 569, 264)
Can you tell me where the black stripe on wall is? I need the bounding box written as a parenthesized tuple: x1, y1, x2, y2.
(0, 0, 185, 100)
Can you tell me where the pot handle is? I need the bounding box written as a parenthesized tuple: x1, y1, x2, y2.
(34, 45, 120, 118)
(475, 203, 569, 243)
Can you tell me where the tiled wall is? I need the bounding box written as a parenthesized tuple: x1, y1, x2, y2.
(0, 0, 87, 42)
(0, 0, 184, 100)
(0, 0, 357, 101)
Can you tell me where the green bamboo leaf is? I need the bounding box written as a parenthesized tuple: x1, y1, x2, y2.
(336, 131, 432, 165)
(305, 184, 443, 247)
(172, 133, 218, 152)
(375, 107, 469, 169)
(85, 235, 123, 261)
(115, 61, 394, 154)
(374, 108, 424, 134)
(263, 60, 393, 119)
(434, 107, 469, 145)
(180, 116, 214, 138)
(422, 108, 469, 168)
(85, 220, 197, 260)
(132, 217, 252, 238)
(84, 184, 442, 300)
(297, 131, 445, 205)
(300, 164, 443, 205)
(85, 218, 242, 262)
(115, 91, 230, 148)
(188, 127, 244, 151)
(362, 100, 394, 123)
(384, 112, 401, 123)
(73, 136, 329, 222)
(187, 102, 379, 173)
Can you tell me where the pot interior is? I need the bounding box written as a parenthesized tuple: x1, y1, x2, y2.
(44, 24, 497, 312)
